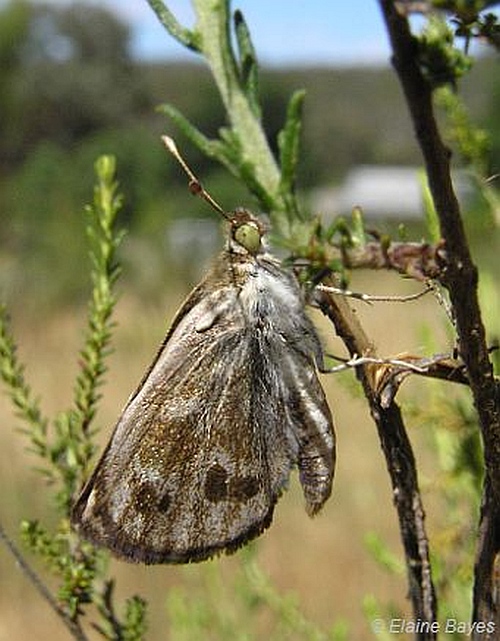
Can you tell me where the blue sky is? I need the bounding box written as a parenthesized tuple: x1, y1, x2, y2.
(131, 1, 392, 66)
(25, 0, 394, 66)
(18, 0, 498, 66)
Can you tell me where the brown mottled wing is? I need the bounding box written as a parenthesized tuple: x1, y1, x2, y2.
(72, 286, 293, 563)
(72, 252, 336, 564)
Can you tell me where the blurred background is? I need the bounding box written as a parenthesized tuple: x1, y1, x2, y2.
(0, 1, 499, 639)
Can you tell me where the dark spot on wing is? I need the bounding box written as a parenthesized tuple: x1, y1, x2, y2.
(134, 482, 171, 514)
(205, 464, 228, 502)
(135, 482, 156, 513)
(231, 475, 260, 500)
(157, 489, 171, 513)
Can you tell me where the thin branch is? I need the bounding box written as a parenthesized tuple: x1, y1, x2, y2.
(327, 351, 469, 409)
(295, 240, 444, 283)
(326, 352, 458, 374)
(152, 0, 291, 229)
(325, 351, 468, 388)
(317, 288, 438, 638)
(378, 1, 500, 633)
(316, 283, 431, 304)
(296, 239, 444, 281)
(0, 520, 89, 641)
(341, 240, 444, 280)
(0, 305, 50, 460)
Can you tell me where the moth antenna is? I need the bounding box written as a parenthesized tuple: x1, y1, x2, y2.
(162, 135, 230, 220)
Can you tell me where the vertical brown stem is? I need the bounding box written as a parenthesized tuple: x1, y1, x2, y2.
(378, 1, 500, 635)
(320, 293, 437, 639)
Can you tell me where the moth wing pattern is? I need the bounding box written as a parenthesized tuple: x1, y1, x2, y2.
(72, 249, 336, 563)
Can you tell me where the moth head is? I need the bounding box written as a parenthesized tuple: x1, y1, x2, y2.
(161, 137, 267, 258)
(229, 208, 267, 256)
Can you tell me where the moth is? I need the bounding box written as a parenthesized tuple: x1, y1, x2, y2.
(71, 137, 336, 564)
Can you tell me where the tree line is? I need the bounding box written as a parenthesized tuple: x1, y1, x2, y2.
(0, 0, 498, 307)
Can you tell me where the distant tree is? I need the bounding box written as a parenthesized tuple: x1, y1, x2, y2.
(0, 0, 146, 163)
(0, 0, 31, 167)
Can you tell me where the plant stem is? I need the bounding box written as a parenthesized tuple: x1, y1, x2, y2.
(318, 290, 437, 639)
(378, 0, 500, 634)
(191, 0, 282, 201)
(0, 520, 90, 641)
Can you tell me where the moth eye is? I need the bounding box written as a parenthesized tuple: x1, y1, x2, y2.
(231, 475, 260, 500)
(233, 222, 262, 255)
(205, 464, 228, 502)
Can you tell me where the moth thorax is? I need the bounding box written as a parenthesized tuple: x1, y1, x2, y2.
(233, 220, 262, 255)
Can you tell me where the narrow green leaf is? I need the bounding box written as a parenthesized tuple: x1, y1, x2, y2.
(350, 206, 368, 247)
(145, 0, 200, 51)
(233, 9, 261, 120)
(0, 305, 49, 453)
(158, 103, 224, 159)
(419, 169, 441, 242)
(277, 89, 306, 220)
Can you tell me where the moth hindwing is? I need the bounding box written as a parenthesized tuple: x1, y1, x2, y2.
(71, 207, 336, 564)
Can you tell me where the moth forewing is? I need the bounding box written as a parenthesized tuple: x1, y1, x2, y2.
(71, 207, 336, 563)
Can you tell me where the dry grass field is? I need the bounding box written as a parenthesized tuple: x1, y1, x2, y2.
(0, 270, 458, 641)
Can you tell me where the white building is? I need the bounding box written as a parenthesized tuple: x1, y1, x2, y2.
(311, 165, 473, 220)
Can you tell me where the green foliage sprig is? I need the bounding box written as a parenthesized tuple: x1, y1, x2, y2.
(0, 156, 147, 640)
(148, 0, 306, 237)
(431, 0, 500, 52)
(418, 15, 472, 87)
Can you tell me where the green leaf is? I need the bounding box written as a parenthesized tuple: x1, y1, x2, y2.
(419, 169, 441, 242)
(418, 15, 472, 88)
(0, 305, 50, 458)
(145, 0, 200, 51)
(277, 89, 306, 220)
(158, 103, 225, 160)
(233, 9, 261, 120)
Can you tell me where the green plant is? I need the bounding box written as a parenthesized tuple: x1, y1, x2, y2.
(0, 156, 147, 640)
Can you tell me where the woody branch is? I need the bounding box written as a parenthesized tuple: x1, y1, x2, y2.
(378, 0, 500, 634)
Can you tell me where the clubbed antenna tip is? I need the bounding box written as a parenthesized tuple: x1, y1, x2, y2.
(161, 135, 229, 220)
